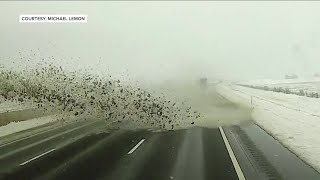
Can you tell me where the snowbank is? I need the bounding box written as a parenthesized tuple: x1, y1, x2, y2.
(216, 83, 320, 173)
(0, 115, 61, 138)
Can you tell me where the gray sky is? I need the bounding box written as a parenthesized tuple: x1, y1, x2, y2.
(1, 1, 320, 82)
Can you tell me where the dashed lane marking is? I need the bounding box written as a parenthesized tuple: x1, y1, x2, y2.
(19, 148, 56, 166)
(128, 139, 145, 154)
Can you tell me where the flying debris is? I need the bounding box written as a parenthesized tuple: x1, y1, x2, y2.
(0, 61, 201, 129)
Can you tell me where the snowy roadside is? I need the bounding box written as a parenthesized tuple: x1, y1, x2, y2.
(0, 101, 50, 127)
(0, 114, 62, 138)
(216, 83, 320, 173)
(0, 101, 62, 137)
(0, 101, 36, 113)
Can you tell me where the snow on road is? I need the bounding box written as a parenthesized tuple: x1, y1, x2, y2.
(216, 83, 320, 173)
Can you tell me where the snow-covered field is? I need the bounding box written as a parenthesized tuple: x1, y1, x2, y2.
(216, 82, 320, 173)
(240, 78, 320, 86)
(240, 78, 320, 94)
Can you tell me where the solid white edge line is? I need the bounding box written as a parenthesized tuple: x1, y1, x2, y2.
(19, 148, 56, 166)
(128, 139, 145, 154)
(219, 126, 246, 180)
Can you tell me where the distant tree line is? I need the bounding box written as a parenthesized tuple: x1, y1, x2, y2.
(238, 84, 319, 98)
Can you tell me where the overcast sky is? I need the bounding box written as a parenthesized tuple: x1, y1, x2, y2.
(1, 1, 320, 82)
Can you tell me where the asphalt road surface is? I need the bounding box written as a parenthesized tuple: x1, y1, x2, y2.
(0, 119, 319, 180)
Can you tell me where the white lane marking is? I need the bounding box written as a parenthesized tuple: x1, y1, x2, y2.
(19, 148, 56, 166)
(219, 126, 246, 180)
(127, 139, 145, 154)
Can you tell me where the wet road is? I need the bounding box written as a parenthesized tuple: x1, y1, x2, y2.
(0, 120, 241, 180)
(0, 119, 319, 180)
